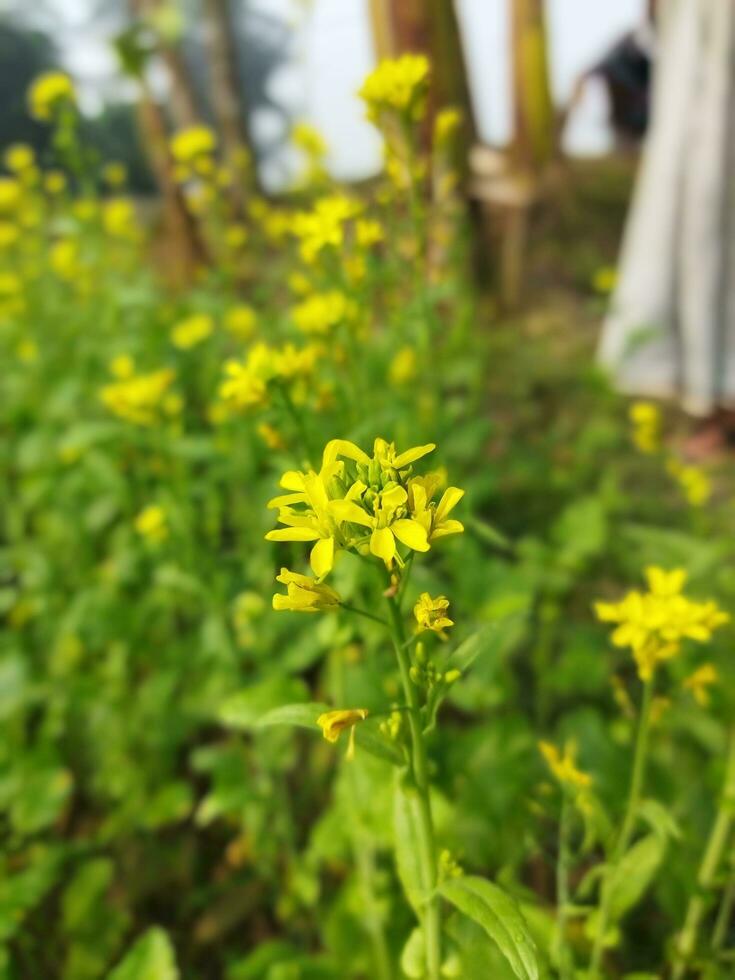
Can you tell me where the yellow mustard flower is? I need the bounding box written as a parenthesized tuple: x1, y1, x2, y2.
(28, 71, 75, 121)
(389, 346, 417, 386)
(683, 663, 718, 706)
(629, 400, 661, 454)
(50, 239, 80, 281)
(4, 144, 35, 173)
(434, 107, 462, 146)
(100, 367, 175, 427)
(266, 438, 463, 574)
(103, 198, 139, 240)
(257, 422, 285, 451)
(667, 458, 711, 507)
(292, 194, 361, 263)
(44, 170, 67, 195)
(593, 265, 617, 294)
(171, 313, 214, 350)
(317, 707, 369, 760)
(595, 567, 729, 681)
(0, 178, 21, 214)
(109, 354, 135, 379)
(135, 505, 168, 543)
(102, 161, 127, 187)
(414, 593, 453, 637)
(272, 567, 341, 613)
(291, 290, 354, 336)
(292, 121, 327, 160)
(359, 54, 430, 122)
(170, 125, 216, 164)
(539, 741, 592, 790)
(224, 304, 256, 340)
(355, 217, 384, 248)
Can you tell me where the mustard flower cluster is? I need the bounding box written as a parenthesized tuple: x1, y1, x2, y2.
(218, 341, 320, 413)
(595, 567, 729, 681)
(359, 53, 430, 122)
(267, 438, 464, 610)
(100, 362, 176, 427)
(28, 71, 76, 122)
(538, 741, 592, 791)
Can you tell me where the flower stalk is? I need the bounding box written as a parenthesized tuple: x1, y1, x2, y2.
(672, 724, 735, 979)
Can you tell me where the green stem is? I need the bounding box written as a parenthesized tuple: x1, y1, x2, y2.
(672, 725, 735, 979)
(589, 676, 654, 977)
(711, 864, 735, 953)
(555, 793, 573, 980)
(340, 603, 389, 628)
(386, 594, 441, 980)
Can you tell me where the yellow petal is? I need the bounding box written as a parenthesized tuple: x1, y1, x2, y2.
(323, 439, 370, 466)
(265, 527, 321, 542)
(267, 492, 306, 509)
(310, 536, 334, 578)
(370, 527, 396, 565)
(435, 487, 464, 523)
(329, 499, 373, 527)
(381, 484, 407, 512)
(280, 470, 305, 491)
(392, 443, 436, 468)
(391, 518, 430, 552)
(430, 519, 464, 539)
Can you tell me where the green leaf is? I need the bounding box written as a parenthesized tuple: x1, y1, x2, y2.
(217, 677, 312, 729)
(447, 614, 526, 674)
(438, 875, 540, 980)
(252, 702, 329, 731)
(394, 778, 429, 916)
(638, 799, 682, 842)
(108, 927, 178, 980)
(607, 834, 665, 922)
(400, 927, 425, 978)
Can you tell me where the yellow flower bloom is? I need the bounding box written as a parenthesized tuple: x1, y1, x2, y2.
(667, 458, 711, 507)
(170, 125, 216, 164)
(292, 194, 361, 263)
(683, 663, 718, 706)
(28, 71, 75, 121)
(171, 313, 214, 350)
(414, 593, 453, 636)
(389, 346, 417, 386)
(434, 107, 462, 145)
(272, 567, 341, 613)
(102, 161, 127, 187)
(539, 741, 592, 790)
(359, 54, 430, 122)
(224, 304, 256, 340)
(100, 367, 175, 427)
(0, 178, 21, 214)
(257, 422, 285, 450)
(103, 198, 139, 240)
(4, 144, 35, 173)
(135, 505, 168, 543)
(291, 290, 354, 336)
(317, 707, 368, 760)
(292, 121, 327, 160)
(355, 218, 384, 247)
(44, 170, 67, 195)
(266, 438, 463, 573)
(50, 239, 80, 281)
(629, 400, 661, 454)
(109, 354, 135, 379)
(595, 567, 729, 681)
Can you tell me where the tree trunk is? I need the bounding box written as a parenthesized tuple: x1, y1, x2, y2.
(202, 0, 253, 203)
(510, 0, 555, 172)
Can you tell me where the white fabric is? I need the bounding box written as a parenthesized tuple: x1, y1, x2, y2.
(599, 0, 735, 415)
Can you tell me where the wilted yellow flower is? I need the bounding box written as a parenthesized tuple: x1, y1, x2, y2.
(595, 567, 729, 681)
(135, 505, 168, 543)
(272, 567, 341, 613)
(389, 346, 417, 386)
(28, 71, 75, 121)
(4, 144, 35, 173)
(317, 707, 368, 759)
(414, 593, 453, 636)
(291, 290, 353, 336)
(100, 367, 175, 427)
(683, 663, 718, 706)
(171, 313, 214, 350)
(359, 54, 430, 122)
(539, 741, 592, 790)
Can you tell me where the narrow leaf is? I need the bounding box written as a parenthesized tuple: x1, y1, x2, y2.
(607, 834, 665, 922)
(439, 875, 539, 980)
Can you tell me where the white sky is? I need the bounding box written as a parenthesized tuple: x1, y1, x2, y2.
(31, 0, 645, 182)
